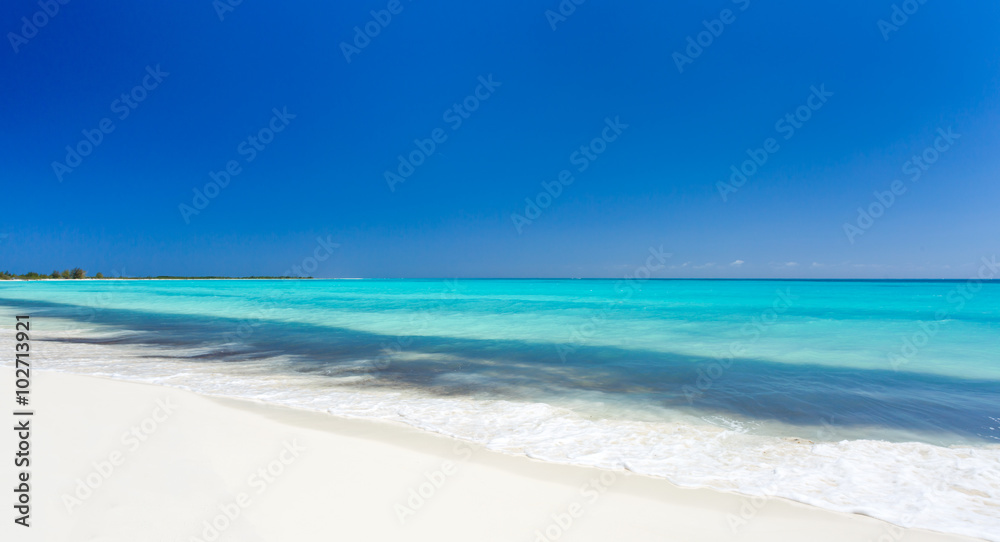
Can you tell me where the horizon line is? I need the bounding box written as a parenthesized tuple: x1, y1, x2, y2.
(4, 277, 998, 283)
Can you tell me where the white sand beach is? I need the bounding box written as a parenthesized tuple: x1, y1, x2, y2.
(0, 370, 981, 542)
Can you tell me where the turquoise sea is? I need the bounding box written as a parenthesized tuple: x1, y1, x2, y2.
(1, 279, 998, 539)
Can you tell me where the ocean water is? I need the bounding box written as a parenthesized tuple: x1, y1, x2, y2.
(1, 279, 998, 539)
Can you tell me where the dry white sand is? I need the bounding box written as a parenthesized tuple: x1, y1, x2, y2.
(0, 371, 982, 542)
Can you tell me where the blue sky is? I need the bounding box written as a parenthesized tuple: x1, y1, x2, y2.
(1, 0, 998, 278)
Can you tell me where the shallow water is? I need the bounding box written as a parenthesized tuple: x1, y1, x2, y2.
(2, 279, 998, 539)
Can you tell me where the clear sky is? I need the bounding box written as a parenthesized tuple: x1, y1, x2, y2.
(2, 1, 998, 278)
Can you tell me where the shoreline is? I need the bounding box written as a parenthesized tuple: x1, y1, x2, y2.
(4, 278, 1000, 282)
(0, 277, 314, 281)
(1, 370, 983, 542)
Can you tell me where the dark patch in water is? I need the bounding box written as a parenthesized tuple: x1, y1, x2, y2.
(4, 296, 999, 443)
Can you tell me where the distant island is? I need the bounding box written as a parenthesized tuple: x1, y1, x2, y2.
(0, 268, 310, 280)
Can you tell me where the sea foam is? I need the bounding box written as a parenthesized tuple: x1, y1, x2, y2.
(16, 325, 999, 542)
